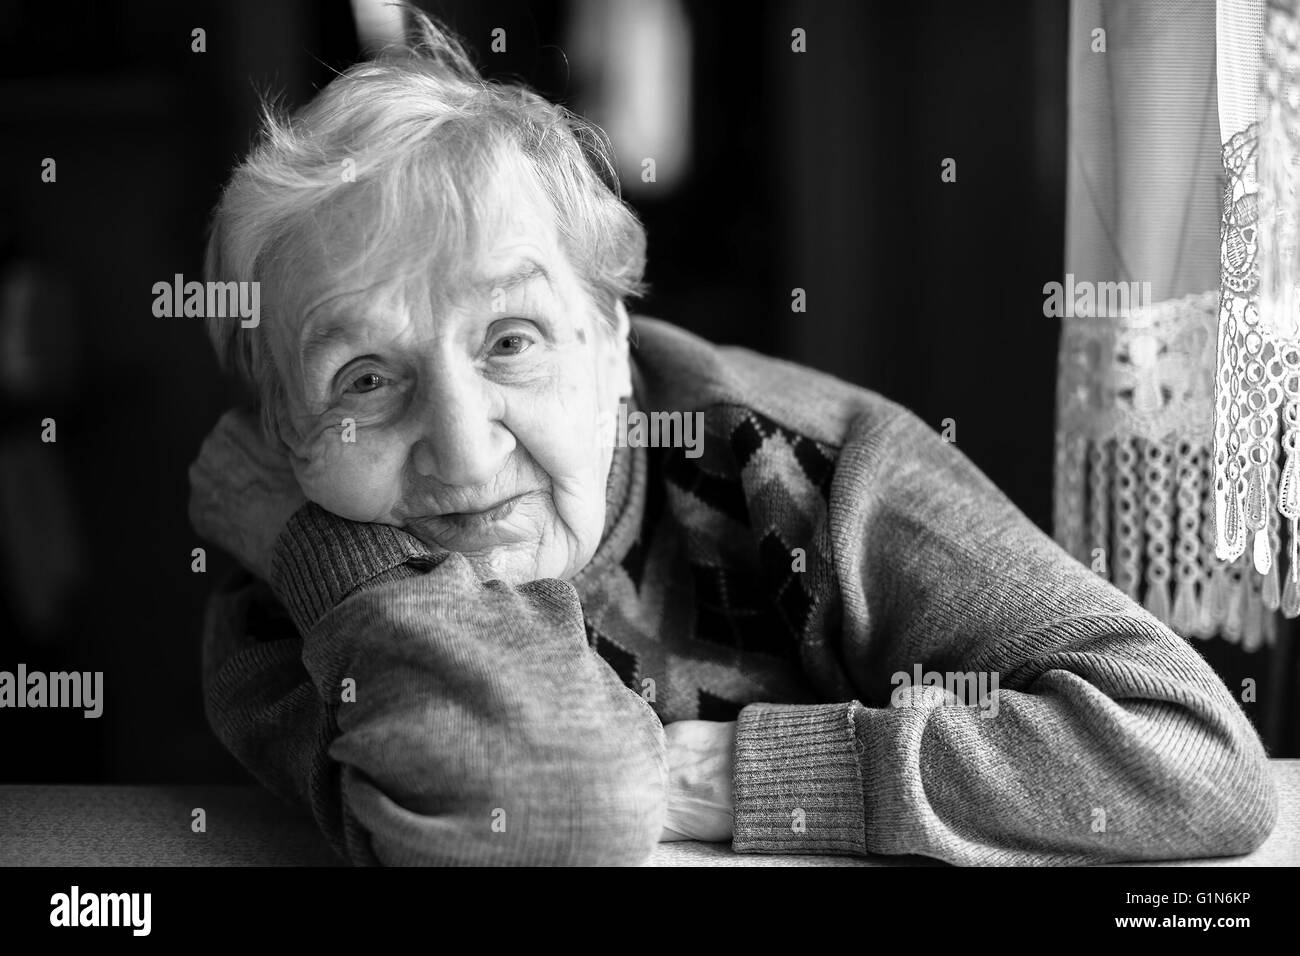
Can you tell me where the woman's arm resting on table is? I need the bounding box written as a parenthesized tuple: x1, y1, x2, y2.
(207, 506, 668, 866)
(731, 404, 1278, 865)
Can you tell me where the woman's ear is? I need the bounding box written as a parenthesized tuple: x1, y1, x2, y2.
(607, 300, 633, 399)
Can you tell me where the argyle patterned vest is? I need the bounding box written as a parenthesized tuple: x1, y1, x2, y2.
(573, 388, 843, 723)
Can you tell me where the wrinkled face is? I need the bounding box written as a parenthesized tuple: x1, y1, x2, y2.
(269, 153, 632, 583)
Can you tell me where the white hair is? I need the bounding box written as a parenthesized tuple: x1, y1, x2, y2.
(202, 8, 648, 441)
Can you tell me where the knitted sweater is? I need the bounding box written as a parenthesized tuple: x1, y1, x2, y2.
(200, 317, 1279, 866)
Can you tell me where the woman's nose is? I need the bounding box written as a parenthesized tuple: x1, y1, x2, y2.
(410, 370, 511, 488)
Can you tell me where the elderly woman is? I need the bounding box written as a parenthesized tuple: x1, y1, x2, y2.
(189, 17, 1277, 866)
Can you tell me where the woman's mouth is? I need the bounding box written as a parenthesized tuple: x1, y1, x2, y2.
(407, 490, 547, 549)
(442, 492, 529, 525)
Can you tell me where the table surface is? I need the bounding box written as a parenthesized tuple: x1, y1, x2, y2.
(2, 760, 1297, 867)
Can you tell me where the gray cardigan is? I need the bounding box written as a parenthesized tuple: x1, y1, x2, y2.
(200, 317, 1278, 865)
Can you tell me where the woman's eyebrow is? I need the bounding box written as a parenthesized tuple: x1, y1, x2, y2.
(295, 263, 553, 370)
(298, 319, 358, 368)
(474, 260, 552, 295)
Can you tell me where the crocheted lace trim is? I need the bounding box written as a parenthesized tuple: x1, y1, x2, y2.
(1057, 287, 1278, 649)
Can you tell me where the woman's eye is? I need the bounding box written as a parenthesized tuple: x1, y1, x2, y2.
(491, 332, 532, 356)
(347, 372, 387, 393)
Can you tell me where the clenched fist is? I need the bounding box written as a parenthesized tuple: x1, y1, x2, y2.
(188, 407, 306, 582)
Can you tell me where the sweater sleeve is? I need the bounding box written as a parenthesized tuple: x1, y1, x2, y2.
(731, 403, 1279, 865)
(203, 503, 668, 866)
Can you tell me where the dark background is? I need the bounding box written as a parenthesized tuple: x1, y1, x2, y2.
(0, 0, 1287, 786)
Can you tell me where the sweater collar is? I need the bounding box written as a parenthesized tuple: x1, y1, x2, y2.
(573, 388, 647, 592)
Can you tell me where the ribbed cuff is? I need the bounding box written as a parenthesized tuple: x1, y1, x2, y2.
(731, 702, 868, 855)
(270, 502, 438, 635)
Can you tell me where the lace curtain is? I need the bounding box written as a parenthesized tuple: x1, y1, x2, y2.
(1055, 0, 1300, 649)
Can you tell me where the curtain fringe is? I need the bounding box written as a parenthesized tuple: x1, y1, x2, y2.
(1056, 432, 1281, 648)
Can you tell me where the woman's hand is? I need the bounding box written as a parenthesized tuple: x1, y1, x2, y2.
(188, 407, 306, 582)
(659, 719, 736, 843)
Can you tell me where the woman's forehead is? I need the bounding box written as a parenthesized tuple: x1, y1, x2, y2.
(275, 150, 568, 327)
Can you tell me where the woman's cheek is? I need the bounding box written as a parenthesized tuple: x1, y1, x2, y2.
(534, 357, 603, 474)
(517, 357, 609, 533)
(292, 428, 406, 523)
